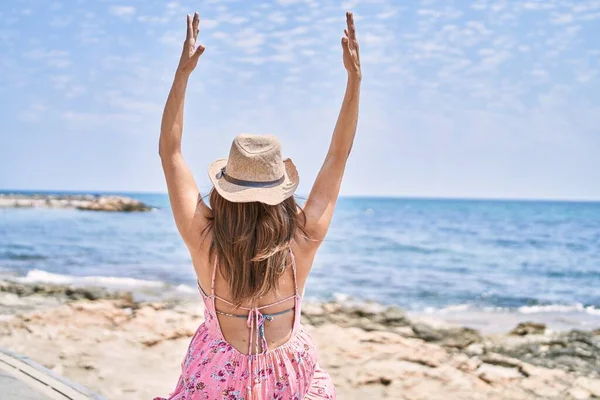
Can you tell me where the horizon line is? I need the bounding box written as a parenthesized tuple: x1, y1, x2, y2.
(1, 188, 599, 204)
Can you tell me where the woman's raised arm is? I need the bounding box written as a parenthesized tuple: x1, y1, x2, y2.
(159, 12, 211, 248)
(303, 12, 362, 242)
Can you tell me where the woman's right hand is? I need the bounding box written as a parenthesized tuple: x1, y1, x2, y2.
(178, 12, 205, 76)
(342, 12, 361, 80)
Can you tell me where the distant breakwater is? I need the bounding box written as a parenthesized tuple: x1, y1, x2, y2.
(0, 193, 153, 212)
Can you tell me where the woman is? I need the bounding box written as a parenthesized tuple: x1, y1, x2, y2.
(156, 10, 360, 400)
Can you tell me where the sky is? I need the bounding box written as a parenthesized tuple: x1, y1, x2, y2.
(0, 0, 599, 200)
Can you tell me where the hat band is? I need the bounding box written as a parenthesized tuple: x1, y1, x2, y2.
(219, 167, 285, 188)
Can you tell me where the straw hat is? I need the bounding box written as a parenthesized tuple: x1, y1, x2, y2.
(208, 134, 299, 205)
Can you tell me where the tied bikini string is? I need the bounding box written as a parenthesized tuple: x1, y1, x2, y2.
(246, 307, 268, 399)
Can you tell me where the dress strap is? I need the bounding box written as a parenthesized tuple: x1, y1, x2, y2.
(289, 247, 298, 296)
(211, 255, 217, 295)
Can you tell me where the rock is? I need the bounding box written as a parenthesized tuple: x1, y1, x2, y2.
(376, 306, 410, 327)
(0, 193, 153, 212)
(477, 363, 524, 384)
(393, 326, 416, 337)
(301, 300, 410, 332)
(465, 343, 484, 356)
(412, 322, 444, 342)
(412, 323, 483, 349)
(569, 387, 592, 399)
(453, 356, 482, 373)
(510, 322, 546, 336)
(574, 377, 600, 397)
(0, 281, 134, 303)
(301, 302, 328, 326)
(480, 353, 524, 369)
(75, 196, 152, 212)
(489, 329, 600, 378)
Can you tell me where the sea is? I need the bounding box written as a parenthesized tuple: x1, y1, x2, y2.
(1, 191, 599, 332)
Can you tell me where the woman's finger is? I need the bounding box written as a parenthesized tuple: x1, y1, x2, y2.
(192, 44, 205, 60)
(186, 14, 193, 41)
(341, 36, 349, 51)
(346, 12, 356, 41)
(193, 12, 199, 40)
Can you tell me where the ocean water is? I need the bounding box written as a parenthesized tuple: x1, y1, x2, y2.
(1, 191, 599, 324)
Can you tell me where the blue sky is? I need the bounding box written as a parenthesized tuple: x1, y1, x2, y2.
(0, 0, 599, 200)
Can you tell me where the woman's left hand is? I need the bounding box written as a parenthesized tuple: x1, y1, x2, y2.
(178, 12, 205, 76)
(342, 12, 361, 80)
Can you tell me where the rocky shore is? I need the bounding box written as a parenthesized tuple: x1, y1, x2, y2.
(0, 193, 153, 212)
(0, 280, 598, 399)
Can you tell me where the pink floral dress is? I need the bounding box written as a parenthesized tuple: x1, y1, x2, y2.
(154, 251, 335, 399)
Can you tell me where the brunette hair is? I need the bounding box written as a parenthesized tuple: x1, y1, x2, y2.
(205, 188, 307, 306)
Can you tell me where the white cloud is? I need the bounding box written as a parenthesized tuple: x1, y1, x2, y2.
(531, 68, 548, 79)
(221, 16, 248, 25)
(110, 6, 136, 18)
(417, 7, 463, 20)
(61, 111, 144, 128)
(360, 32, 389, 46)
(519, 1, 556, 11)
(78, 20, 106, 43)
(376, 9, 399, 20)
(471, 1, 487, 10)
(138, 15, 169, 24)
(49, 16, 72, 27)
(551, 13, 574, 24)
(268, 11, 287, 24)
(577, 69, 597, 83)
(479, 49, 511, 70)
(104, 91, 161, 114)
(159, 31, 181, 46)
(465, 21, 491, 35)
(572, 1, 600, 13)
(18, 103, 47, 122)
(202, 19, 219, 29)
(580, 12, 600, 20)
(233, 28, 265, 54)
(211, 32, 230, 40)
(25, 49, 71, 69)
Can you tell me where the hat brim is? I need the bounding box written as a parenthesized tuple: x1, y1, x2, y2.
(208, 158, 299, 205)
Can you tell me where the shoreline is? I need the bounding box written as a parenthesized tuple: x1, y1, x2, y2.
(0, 280, 599, 399)
(3, 271, 599, 334)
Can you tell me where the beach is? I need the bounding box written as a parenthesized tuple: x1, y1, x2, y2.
(1, 281, 599, 400)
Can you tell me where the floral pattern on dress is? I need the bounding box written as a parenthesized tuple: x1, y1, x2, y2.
(155, 270, 335, 400)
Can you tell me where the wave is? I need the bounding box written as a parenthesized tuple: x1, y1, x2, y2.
(423, 303, 600, 316)
(1, 251, 47, 261)
(517, 304, 600, 316)
(15, 269, 196, 293)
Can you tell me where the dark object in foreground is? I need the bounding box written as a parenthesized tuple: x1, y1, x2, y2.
(0, 347, 106, 399)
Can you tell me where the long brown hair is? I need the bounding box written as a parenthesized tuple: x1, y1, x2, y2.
(205, 188, 307, 306)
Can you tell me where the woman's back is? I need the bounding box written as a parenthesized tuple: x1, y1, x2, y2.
(154, 243, 333, 399)
(201, 255, 300, 355)
(195, 238, 303, 355)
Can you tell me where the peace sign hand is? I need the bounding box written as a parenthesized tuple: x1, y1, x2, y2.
(178, 12, 205, 75)
(342, 12, 361, 80)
